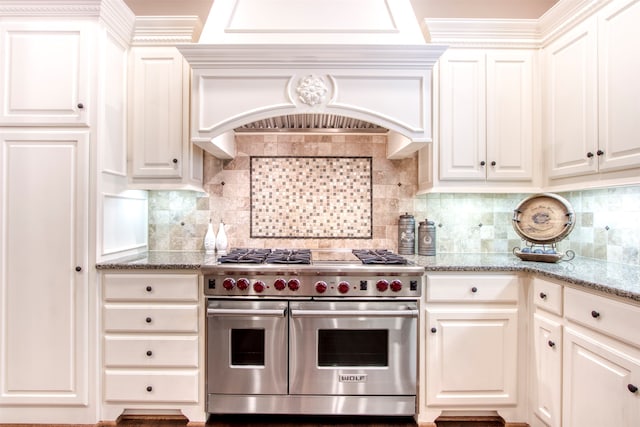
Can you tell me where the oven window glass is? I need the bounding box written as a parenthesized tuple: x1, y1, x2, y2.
(317, 329, 388, 367)
(230, 329, 265, 365)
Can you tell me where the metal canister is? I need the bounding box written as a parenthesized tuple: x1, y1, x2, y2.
(398, 213, 415, 255)
(418, 219, 436, 256)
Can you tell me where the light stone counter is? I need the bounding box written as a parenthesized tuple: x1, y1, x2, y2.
(97, 251, 640, 303)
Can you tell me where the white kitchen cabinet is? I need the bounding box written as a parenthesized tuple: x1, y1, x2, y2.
(424, 274, 520, 407)
(545, 0, 640, 181)
(563, 327, 640, 427)
(128, 46, 203, 190)
(0, 20, 92, 126)
(531, 278, 563, 427)
(0, 131, 90, 408)
(561, 286, 640, 427)
(596, 0, 640, 173)
(101, 272, 204, 422)
(438, 49, 534, 183)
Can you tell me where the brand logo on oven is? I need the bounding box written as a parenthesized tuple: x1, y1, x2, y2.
(338, 374, 368, 383)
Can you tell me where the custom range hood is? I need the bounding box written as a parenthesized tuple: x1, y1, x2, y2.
(177, 0, 447, 159)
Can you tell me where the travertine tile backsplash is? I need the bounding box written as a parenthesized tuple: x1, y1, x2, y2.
(149, 134, 422, 251)
(147, 134, 640, 266)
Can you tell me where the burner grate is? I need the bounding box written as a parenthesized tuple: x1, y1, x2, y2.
(352, 249, 408, 265)
(266, 249, 312, 264)
(218, 248, 272, 264)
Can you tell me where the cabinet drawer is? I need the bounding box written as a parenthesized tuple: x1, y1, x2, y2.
(533, 277, 563, 315)
(427, 274, 519, 303)
(103, 273, 198, 302)
(104, 370, 198, 403)
(104, 336, 198, 368)
(565, 287, 640, 346)
(103, 304, 198, 333)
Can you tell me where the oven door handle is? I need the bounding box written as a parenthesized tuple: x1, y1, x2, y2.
(206, 308, 286, 318)
(290, 308, 418, 318)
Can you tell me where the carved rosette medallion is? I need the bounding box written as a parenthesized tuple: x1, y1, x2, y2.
(295, 75, 328, 106)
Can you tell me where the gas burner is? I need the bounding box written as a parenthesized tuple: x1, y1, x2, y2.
(266, 249, 311, 264)
(218, 248, 272, 264)
(352, 249, 408, 265)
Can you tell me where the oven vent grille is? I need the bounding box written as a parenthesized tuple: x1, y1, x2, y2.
(235, 114, 388, 133)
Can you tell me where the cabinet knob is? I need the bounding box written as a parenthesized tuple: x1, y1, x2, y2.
(539, 292, 547, 299)
(75, 266, 82, 272)
(172, 158, 178, 164)
(628, 384, 638, 393)
(145, 317, 152, 323)
(548, 340, 556, 348)
(146, 386, 153, 392)
(490, 161, 496, 166)
(480, 161, 486, 166)
(471, 286, 478, 293)
(77, 103, 84, 109)
(146, 286, 152, 292)
(591, 310, 600, 319)
(587, 152, 595, 158)
(430, 327, 437, 333)
(597, 149, 604, 156)
(146, 350, 153, 357)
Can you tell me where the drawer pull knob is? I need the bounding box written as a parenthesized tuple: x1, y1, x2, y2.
(146, 350, 153, 357)
(539, 292, 547, 299)
(430, 327, 437, 333)
(146, 286, 152, 292)
(146, 386, 153, 392)
(145, 317, 152, 323)
(172, 158, 178, 164)
(628, 384, 638, 393)
(471, 287, 478, 293)
(77, 103, 84, 109)
(591, 310, 600, 319)
(548, 340, 556, 348)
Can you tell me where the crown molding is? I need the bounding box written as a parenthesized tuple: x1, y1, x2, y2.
(131, 16, 201, 46)
(0, 0, 102, 16)
(99, 0, 135, 45)
(425, 18, 541, 49)
(538, 0, 611, 46)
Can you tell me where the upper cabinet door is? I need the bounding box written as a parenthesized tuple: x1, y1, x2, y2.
(0, 21, 92, 126)
(129, 47, 185, 179)
(486, 51, 534, 181)
(438, 50, 487, 181)
(544, 18, 599, 179)
(597, 0, 640, 173)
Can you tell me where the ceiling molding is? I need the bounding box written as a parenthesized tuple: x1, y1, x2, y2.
(131, 15, 201, 46)
(425, 18, 541, 49)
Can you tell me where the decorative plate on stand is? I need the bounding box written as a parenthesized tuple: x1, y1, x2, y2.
(512, 193, 576, 263)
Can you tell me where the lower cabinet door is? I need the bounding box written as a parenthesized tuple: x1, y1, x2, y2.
(563, 327, 640, 427)
(425, 307, 519, 405)
(532, 312, 563, 427)
(104, 370, 198, 403)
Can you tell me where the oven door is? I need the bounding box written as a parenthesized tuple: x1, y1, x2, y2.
(289, 300, 418, 396)
(206, 299, 288, 395)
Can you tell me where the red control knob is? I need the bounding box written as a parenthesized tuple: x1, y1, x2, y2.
(236, 278, 250, 290)
(222, 278, 235, 290)
(390, 279, 403, 292)
(288, 278, 300, 291)
(315, 281, 328, 294)
(338, 281, 350, 294)
(376, 279, 389, 292)
(253, 281, 265, 293)
(274, 278, 287, 291)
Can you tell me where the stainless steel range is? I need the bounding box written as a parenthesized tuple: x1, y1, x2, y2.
(202, 249, 423, 417)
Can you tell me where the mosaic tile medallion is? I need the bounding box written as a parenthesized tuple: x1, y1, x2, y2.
(250, 156, 372, 238)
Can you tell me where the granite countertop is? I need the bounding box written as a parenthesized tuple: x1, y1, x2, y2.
(97, 251, 640, 303)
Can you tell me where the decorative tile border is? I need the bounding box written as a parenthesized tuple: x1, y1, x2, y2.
(250, 156, 372, 238)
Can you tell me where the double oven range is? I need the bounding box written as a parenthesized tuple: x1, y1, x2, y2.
(202, 249, 423, 416)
